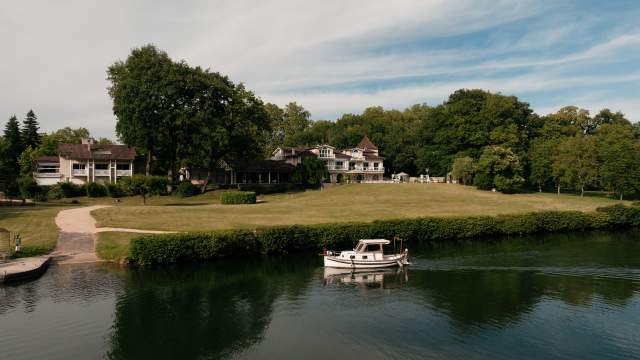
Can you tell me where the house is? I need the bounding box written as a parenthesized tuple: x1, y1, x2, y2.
(33, 139, 136, 185)
(179, 159, 295, 185)
(271, 136, 385, 183)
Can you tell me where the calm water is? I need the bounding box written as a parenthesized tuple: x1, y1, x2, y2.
(2, 230, 640, 360)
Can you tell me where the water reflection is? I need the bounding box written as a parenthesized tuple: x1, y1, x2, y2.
(107, 256, 316, 360)
(322, 267, 409, 289)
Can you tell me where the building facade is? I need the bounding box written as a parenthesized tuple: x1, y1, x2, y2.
(271, 136, 385, 183)
(33, 139, 136, 185)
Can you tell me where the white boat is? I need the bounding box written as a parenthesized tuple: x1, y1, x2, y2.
(323, 239, 409, 269)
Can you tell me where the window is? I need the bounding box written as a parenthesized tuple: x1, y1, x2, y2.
(95, 163, 108, 170)
(373, 162, 379, 169)
(73, 163, 86, 170)
(366, 244, 381, 252)
(319, 147, 331, 157)
(37, 164, 59, 173)
(362, 256, 368, 260)
(116, 163, 130, 170)
(364, 162, 369, 169)
(335, 161, 343, 168)
(349, 162, 356, 170)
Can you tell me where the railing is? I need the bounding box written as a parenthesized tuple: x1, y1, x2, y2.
(34, 172, 61, 178)
(116, 170, 132, 176)
(94, 169, 110, 176)
(327, 166, 347, 171)
(72, 169, 87, 176)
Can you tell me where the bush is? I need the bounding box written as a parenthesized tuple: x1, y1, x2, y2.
(106, 183, 127, 198)
(17, 177, 46, 201)
(86, 182, 107, 197)
(175, 181, 201, 198)
(59, 181, 85, 197)
(128, 206, 640, 265)
(47, 184, 65, 200)
(147, 176, 169, 195)
(220, 191, 256, 204)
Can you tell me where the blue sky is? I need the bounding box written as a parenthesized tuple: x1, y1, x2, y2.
(1, 0, 639, 138)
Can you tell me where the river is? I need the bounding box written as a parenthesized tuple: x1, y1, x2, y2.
(1, 230, 639, 359)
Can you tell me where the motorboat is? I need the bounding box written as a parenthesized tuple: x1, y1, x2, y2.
(323, 239, 409, 269)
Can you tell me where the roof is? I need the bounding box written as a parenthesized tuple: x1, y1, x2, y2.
(357, 239, 391, 245)
(57, 143, 136, 160)
(226, 159, 295, 173)
(35, 156, 60, 163)
(357, 136, 378, 150)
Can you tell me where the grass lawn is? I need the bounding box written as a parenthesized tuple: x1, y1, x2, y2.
(96, 232, 139, 262)
(0, 203, 73, 255)
(92, 184, 624, 233)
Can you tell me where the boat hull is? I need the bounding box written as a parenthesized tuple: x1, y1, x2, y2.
(324, 253, 408, 269)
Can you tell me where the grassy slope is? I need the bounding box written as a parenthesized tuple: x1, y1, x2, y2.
(92, 184, 622, 232)
(0, 204, 70, 254)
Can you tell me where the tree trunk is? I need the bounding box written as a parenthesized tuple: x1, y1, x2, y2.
(620, 193, 623, 201)
(581, 186, 584, 197)
(557, 185, 561, 196)
(201, 168, 212, 193)
(142, 193, 146, 205)
(146, 151, 152, 176)
(538, 184, 542, 193)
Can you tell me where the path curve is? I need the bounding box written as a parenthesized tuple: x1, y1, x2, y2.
(53, 205, 175, 264)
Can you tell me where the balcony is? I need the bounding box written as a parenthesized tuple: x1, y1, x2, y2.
(94, 169, 110, 176)
(72, 169, 87, 176)
(34, 172, 60, 178)
(116, 169, 132, 176)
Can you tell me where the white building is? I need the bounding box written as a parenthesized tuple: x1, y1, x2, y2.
(33, 139, 136, 185)
(271, 136, 385, 183)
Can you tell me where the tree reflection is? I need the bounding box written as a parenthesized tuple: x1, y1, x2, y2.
(106, 256, 315, 360)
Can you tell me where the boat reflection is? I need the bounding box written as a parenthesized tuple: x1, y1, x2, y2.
(323, 267, 409, 289)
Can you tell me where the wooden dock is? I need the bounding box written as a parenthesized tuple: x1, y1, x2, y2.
(0, 256, 51, 283)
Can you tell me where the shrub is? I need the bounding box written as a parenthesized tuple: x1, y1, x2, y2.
(220, 191, 256, 204)
(17, 176, 46, 201)
(59, 181, 85, 197)
(237, 183, 304, 195)
(128, 206, 640, 265)
(147, 176, 169, 195)
(175, 181, 201, 198)
(47, 184, 65, 200)
(86, 182, 108, 197)
(106, 183, 127, 198)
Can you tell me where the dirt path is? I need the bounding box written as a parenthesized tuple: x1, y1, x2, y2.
(53, 205, 174, 264)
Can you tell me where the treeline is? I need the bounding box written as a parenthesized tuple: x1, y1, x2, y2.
(278, 91, 639, 199)
(0, 108, 112, 197)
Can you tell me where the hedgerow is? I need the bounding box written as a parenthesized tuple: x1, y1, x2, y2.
(220, 191, 256, 204)
(128, 205, 640, 265)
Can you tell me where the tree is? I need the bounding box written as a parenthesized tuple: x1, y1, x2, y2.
(529, 138, 561, 192)
(21, 110, 41, 149)
(18, 146, 40, 177)
(595, 124, 640, 200)
(119, 175, 168, 205)
(291, 156, 328, 188)
(3, 115, 23, 175)
(473, 146, 524, 193)
(108, 44, 174, 175)
(552, 136, 598, 196)
(450, 156, 475, 185)
(39, 127, 92, 155)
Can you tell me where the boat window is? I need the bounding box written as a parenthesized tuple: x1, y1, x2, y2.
(362, 256, 368, 260)
(350, 255, 355, 259)
(366, 244, 381, 252)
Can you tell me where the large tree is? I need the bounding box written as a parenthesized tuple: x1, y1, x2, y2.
(21, 110, 41, 149)
(552, 136, 599, 196)
(473, 146, 524, 193)
(108, 44, 174, 175)
(595, 124, 640, 200)
(39, 127, 91, 155)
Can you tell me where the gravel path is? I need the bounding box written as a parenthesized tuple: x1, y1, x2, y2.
(53, 205, 174, 264)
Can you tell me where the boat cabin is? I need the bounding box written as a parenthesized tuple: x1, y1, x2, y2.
(354, 239, 389, 253)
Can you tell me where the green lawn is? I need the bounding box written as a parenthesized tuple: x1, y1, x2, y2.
(96, 232, 139, 262)
(92, 184, 623, 232)
(0, 203, 73, 255)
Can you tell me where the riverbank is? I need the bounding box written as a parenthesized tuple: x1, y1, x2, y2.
(127, 204, 639, 265)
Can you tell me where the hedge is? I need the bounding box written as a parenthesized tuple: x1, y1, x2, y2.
(86, 182, 108, 197)
(175, 181, 201, 198)
(220, 191, 256, 204)
(128, 205, 640, 265)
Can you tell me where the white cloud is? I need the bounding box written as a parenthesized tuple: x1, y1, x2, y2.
(0, 0, 638, 137)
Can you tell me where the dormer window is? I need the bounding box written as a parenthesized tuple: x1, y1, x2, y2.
(319, 147, 331, 157)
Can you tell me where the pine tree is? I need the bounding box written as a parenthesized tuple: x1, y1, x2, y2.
(3, 115, 24, 174)
(22, 109, 41, 149)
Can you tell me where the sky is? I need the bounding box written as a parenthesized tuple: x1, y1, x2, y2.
(1, 0, 639, 139)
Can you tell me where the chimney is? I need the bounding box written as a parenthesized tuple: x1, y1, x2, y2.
(81, 138, 94, 145)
